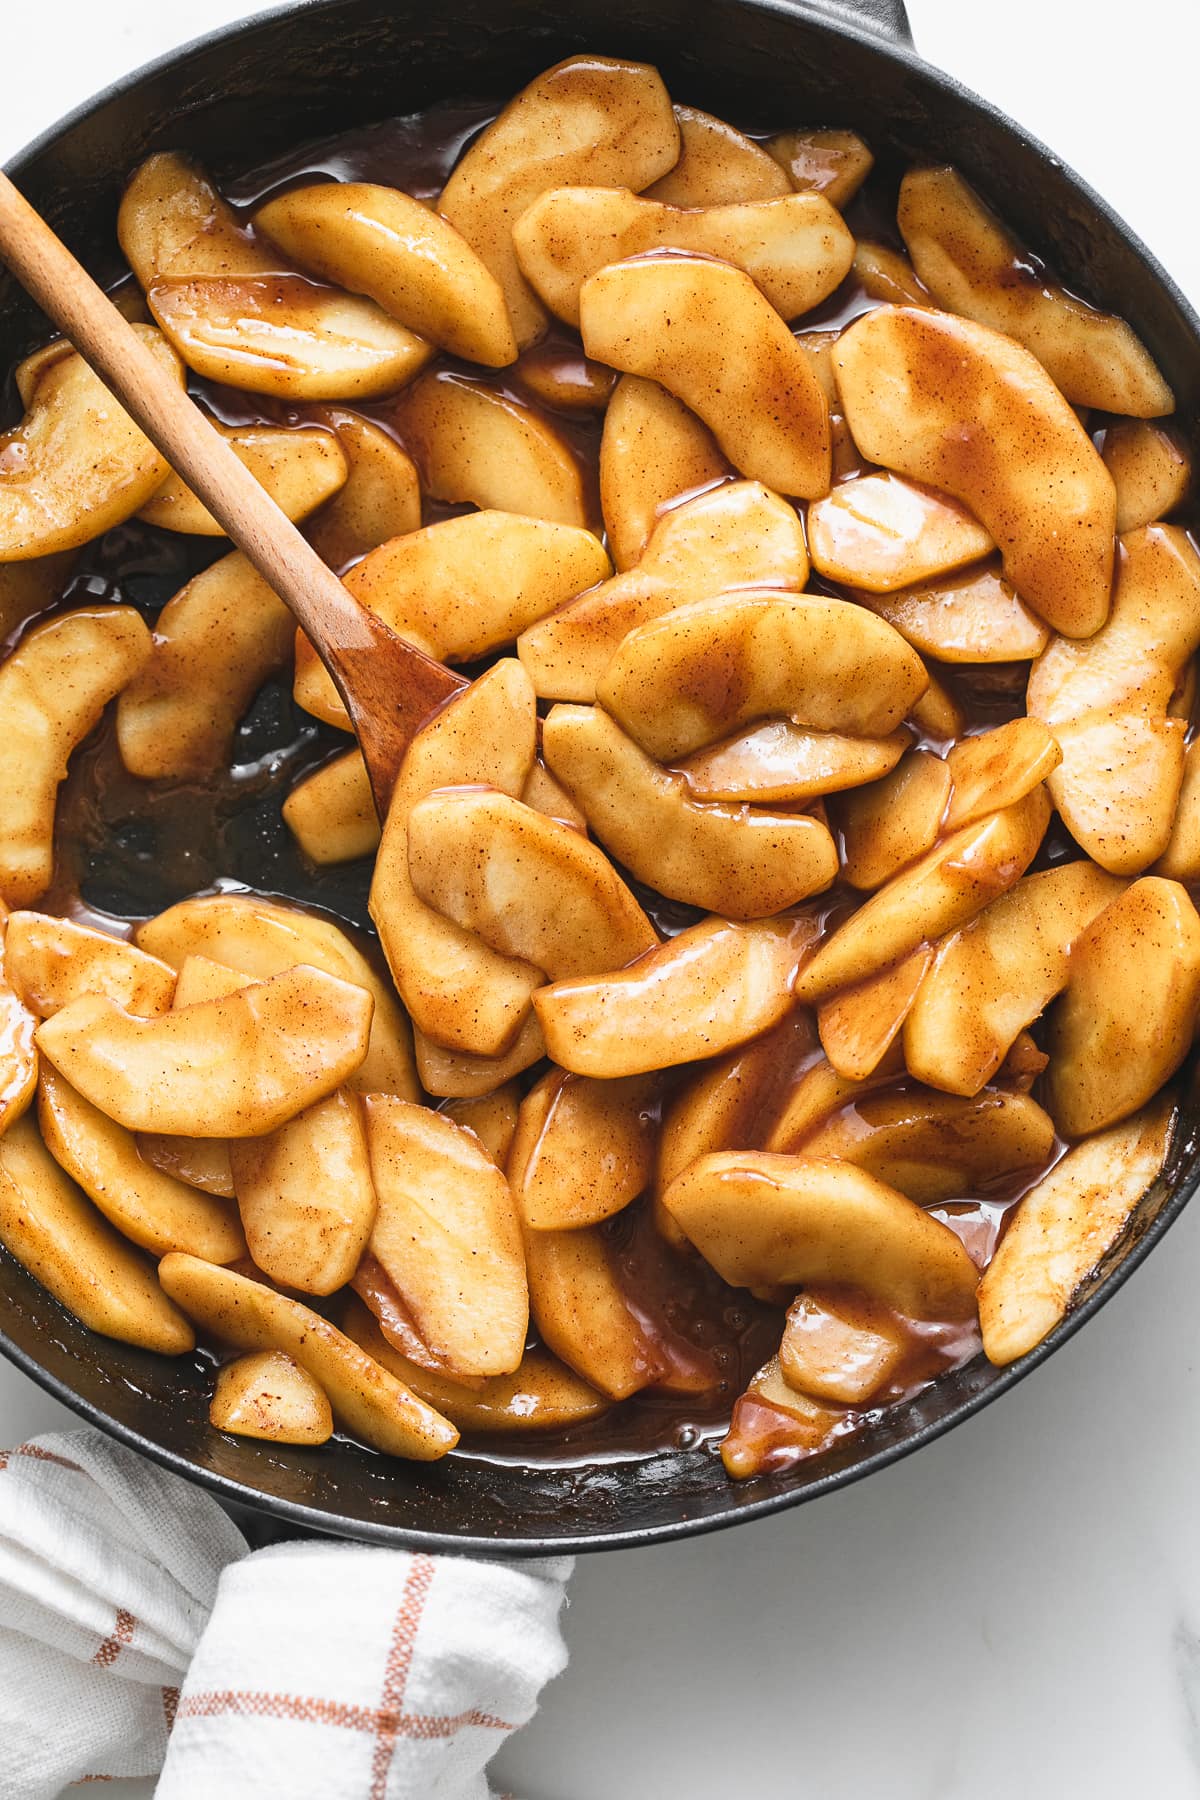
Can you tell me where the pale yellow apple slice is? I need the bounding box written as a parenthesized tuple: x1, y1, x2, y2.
(598, 591, 928, 761)
(159, 1252, 457, 1458)
(909, 668, 965, 741)
(210, 1349, 333, 1445)
(255, 180, 518, 365)
(37, 1064, 244, 1263)
(796, 788, 1051, 1005)
(855, 559, 1049, 663)
(943, 718, 1062, 832)
(509, 1066, 657, 1231)
(535, 913, 817, 1078)
(116, 552, 293, 779)
(839, 749, 952, 890)
(898, 166, 1173, 417)
(305, 409, 421, 570)
(365, 1096, 527, 1378)
(37, 964, 372, 1137)
(519, 1221, 667, 1400)
(406, 786, 657, 978)
(816, 947, 932, 1081)
(599, 376, 729, 570)
(0, 331, 184, 559)
(230, 1088, 376, 1295)
(439, 1081, 521, 1168)
(779, 1288, 908, 1406)
(541, 702, 837, 916)
(0, 608, 151, 906)
(0, 929, 37, 1139)
(808, 473, 994, 593)
(283, 750, 379, 866)
(856, 244, 933, 309)
(581, 255, 831, 498)
(137, 1133, 234, 1199)
(677, 720, 908, 805)
(1156, 739, 1200, 880)
(439, 54, 679, 348)
(1101, 421, 1191, 534)
(519, 480, 807, 701)
(171, 953, 253, 1008)
(5, 912, 175, 1019)
(662, 1152, 979, 1318)
(120, 153, 432, 399)
(766, 1055, 911, 1154)
(139, 422, 347, 535)
(799, 1086, 1057, 1204)
(294, 510, 608, 727)
(1045, 877, 1200, 1137)
(979, 1096, 1174, 1364)
(397, 371, 587, 526)
(520, 758, 587, 833)
(515, 186, 854, 326)
(412, 1015, 546, 1101)
(1027, 525, 1200, 873)
(0, 1115, 194, 1354)
(137, 892, 417, 1101)
(647, 105, 791, 205)
(765, 128, 874, 206)
(834, 305, 1117, 637)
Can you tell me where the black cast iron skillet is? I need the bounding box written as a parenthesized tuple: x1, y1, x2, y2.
(1, 0, 1198, 1555)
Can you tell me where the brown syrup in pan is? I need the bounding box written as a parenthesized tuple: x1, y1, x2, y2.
(6, 97, 1186, 1478)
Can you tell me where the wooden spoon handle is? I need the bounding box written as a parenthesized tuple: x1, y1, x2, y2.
(0, 170, 380, 657)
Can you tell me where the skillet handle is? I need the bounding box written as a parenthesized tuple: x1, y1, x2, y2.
(796, 0, 913, 44)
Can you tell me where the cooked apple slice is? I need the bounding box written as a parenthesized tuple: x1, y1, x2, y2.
(137, 892, 417, 1100)
(979, 1095, 1174, 1364)
(5, 913, 175, 1019)
(369, 663, 544, 1056)
(520, 480, 808, 701)
(509, 1066, 657, 1231)
(766, 1055, 902, 1154)
(0, 930, 37, 1138)
(171, 953, 253, 1008)
(797, 788, 1051, 1005)
(808, 473, 994, 593)
(139, 422, 347, 535)
(542, 703, 837, 916)
(765, 128, 874, 206)
(0, 1115, 193, 1353)
(662, 1152, 979, 1318)
(599, 376, 728, 570)
(0, 332, 183, 560)
(853, 241, 932, 307)
(37, 964, 372, 1137)
(137, 1134, 234, 1199)
(306, 409, 421, 569)
(581, 255, 831, 498)
(904, 859, 1124, 1096)
(646, 104, 791, 204)
(364, 1096, 527, 1378)
(856, 559, 1049, 663)
(515, 186, 854, 327)
(943, 719, 1061, 832)
(37, 1064, 243, 1263)
(898, 167, 1173, 417)
(909, 668, 965, 741)
(677, 719, 909, 805)
(721, 1355, 849, 1478)
(1028, 525, 1200, 873)
(412, 1014, 545, 1100)
(439, 54, 679, 348)
(1102, 421, 1191, 534)
(839, 750, 952, 891)
(255, 180, 517, 365)
(116, 553, 293, 780)
(0, 608, 151, 907)
(520, 1221, 666, 1400)
(817, 947, 932, 1080)
(520, 758, 587, 833)
(231, 1088, 376, 1296)
(779, 1288, 908, 1406)
(535, 913, 817, 1078)
(295, 510, 608, 727)
(407, 786, 657, 978)
(283, 750, 379, 866)
(834, 305, 1117, 637)
(120, 153, 431, 400)
(799, 1085, 1056, 1204)
(397, 371, 587, 526)
(1156, 740, 1200, 880)
(439, 1081, 521, 1167)
(598, 591, 928, 761)
(345, 1297, 609, 1432)
(515, 343, 616, 413)
(0, 551, 75, 641)
(1045, 877, 1200, 1137)
(210, 1349, 333, 1445)
(159, 1251, 457, 1457)
(349, 1250, 466, 1378)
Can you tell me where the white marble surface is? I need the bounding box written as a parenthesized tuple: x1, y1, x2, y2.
(3, 1, 1200, 1794)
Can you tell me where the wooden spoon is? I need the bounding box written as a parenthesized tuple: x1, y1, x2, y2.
(0, 171, 465, 816)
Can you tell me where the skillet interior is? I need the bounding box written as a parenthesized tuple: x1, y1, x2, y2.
(1, 0, 1199, 1553)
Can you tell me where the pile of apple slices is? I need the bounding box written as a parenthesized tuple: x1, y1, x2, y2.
(0, 51, 1195, 1479)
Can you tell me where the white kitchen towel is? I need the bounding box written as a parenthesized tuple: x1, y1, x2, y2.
(0, 1429, 573, 1799)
